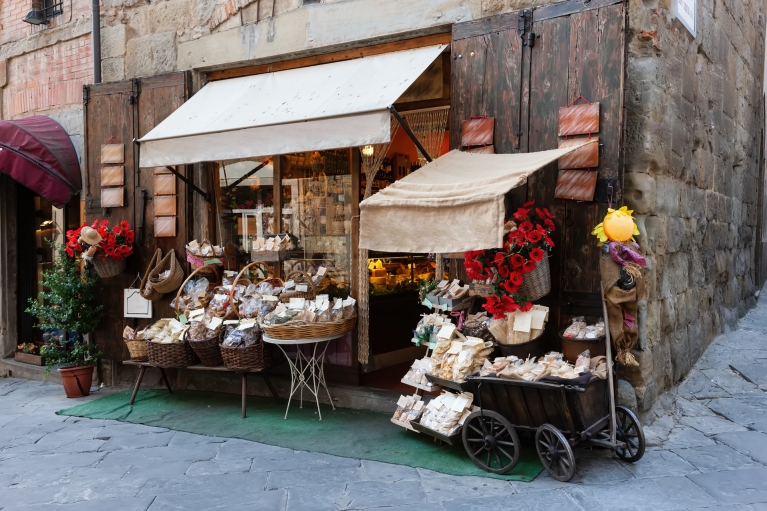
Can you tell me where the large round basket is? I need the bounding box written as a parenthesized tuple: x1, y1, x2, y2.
(261, 316, 356, 341)
(93, 257, 126, 279)
(279, 269, 317, 303)
(124, 338, 148, 362)
(188, 330, 224, 367)
(139, 249, 164, 301)
(220, 342, 273, 371)
(517, 256, 551, 301)
(147, 337, 199, 368)
(150, 249, 185, 294)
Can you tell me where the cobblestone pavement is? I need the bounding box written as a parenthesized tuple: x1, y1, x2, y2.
(2, 302, 767, 510)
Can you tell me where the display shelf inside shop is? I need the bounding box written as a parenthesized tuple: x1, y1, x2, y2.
(390, 417, 420, 433)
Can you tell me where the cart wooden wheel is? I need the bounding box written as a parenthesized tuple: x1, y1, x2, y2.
(535, 424, 576, 482)
(615, 406, 646, 462)
(462, 410, 521, 475)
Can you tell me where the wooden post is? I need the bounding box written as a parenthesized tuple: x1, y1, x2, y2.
(600, 281, 617, 449)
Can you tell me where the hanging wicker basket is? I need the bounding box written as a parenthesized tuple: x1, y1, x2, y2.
(139, 249, 164, 301)
(517, 256, 551, 301)
(150, 249, 185, 294)
(93, 257, 126, 279)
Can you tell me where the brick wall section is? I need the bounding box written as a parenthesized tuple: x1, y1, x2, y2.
(623, 0, 766, 410)
(0, 0, 91, 46)
(2, 34, 91, 118)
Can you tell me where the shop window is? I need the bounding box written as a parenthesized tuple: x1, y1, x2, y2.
(217, 159, 276, 271)
(281, 150, 353, 298)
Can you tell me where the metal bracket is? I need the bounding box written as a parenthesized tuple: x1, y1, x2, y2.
(129, 78, 141, 105)
(83, 85, 90, 106)
(165, 165, 211, 203)
(388, 105, 432, 163)
(518, 10, 534, 46)
(226, 159, 269, 190)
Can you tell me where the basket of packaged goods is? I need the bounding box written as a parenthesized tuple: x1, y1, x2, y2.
(260, 295, 357, 340)
(123, 325, 148, 362)
(144, 318, 199, 368)
(219, 320, 272, 371)
(171, 266, 216, 317)
(185, 237, 224, 269)
(409, 391, 477, 446)
(216, 261, 285, 370)
(278, 269, 317, 303)
(559, 317, 607, 362)
(185, 315, 224, 366)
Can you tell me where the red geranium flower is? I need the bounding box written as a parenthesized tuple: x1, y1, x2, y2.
(544, 235, 555, 247)
(522, 260, 537, 273)
(518, 221, 533, 233)
(526, 231, 543, 243)
(523, 200, 535, 208)
(493, 252, 506, 267)
(497, 264, 510, 278)
(530, 247, 545, 263)
(510, 271, 524, 286)
(510, 253, 525, 269)
(519, 301, 534, 312)
(513, 208, 530, 222)
(500, 280, 519, 294)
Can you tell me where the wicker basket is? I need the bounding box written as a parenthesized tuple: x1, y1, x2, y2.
(186, 237, 224, 269)
(188, 330, 224, 367)
(124, 338, 148, 362)
(517, 256, 551, 301)
(147, 336, 199, 368)
(93, 257, 126, 279)
(150, 249, 185, 294)
(261, 316, 356, 340)
(174, 266, 217, 316)
(279, 269, 317, 303)
(229, 261, 276, 318)
(220, 342, 273, 371)
(139, 249, 164, 301)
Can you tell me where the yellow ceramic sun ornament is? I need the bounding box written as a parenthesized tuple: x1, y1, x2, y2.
(591, 206, 640, 245)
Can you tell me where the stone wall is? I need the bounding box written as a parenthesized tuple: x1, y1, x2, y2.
(623, 0, 766, 410)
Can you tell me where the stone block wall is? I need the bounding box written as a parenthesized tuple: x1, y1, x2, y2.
(623, 0, 765, 410)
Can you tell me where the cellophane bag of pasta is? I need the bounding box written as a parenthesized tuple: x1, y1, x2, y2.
(222, 324, 261, 348)
(187, 320, 220, 342)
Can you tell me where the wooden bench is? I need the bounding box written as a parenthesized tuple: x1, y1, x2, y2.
(122, 360, 281, 418)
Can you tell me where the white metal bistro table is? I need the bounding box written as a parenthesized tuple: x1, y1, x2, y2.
(262, 334, 340, 420)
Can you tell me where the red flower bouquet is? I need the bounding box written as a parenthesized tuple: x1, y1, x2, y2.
(463, 201, 555, 318)
(66, 220, 135, 261)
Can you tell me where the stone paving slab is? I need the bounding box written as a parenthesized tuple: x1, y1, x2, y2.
(2, 288, 767, 509)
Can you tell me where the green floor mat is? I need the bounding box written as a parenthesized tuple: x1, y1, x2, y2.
(58, 389, 543, 481)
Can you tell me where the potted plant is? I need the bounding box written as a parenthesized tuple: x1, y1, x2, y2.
(26, 242, 103, 397)
(65, 220, 135, 278)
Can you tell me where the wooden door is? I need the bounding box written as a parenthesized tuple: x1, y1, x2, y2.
(83, 73, 191, 364)
(451, 0, 626, 331)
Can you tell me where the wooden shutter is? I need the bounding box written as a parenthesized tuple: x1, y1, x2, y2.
(451, 0, 626, 327)
(83, 72, 192, 364)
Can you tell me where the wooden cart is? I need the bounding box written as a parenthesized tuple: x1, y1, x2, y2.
(460, 375, 645, 480)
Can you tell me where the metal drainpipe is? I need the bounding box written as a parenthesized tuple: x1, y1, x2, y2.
(91, 0, 101, 83)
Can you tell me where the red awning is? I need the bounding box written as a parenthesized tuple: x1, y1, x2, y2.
(0, 116, 81, 208)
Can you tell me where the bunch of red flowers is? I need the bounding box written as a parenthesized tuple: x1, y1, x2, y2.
(65, 220, 135, 261)
(463, 201, 556, 318)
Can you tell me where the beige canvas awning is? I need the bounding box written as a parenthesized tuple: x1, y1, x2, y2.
(137, 44, 446, 167)
(359, 141, 597, 253)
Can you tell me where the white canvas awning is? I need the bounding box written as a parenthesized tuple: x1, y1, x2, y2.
(137, 45, 447, 167)
(359, 141, 597, 253)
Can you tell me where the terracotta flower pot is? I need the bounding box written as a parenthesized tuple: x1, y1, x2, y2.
(57, 365, 94, 398)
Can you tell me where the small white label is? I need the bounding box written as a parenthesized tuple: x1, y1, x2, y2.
(237, 319, 256, 330)
(317, 267, 327, 276)
(206, 317, 223, 330)
(189, 308, 205, 319)
(295, 284, 308, 292)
